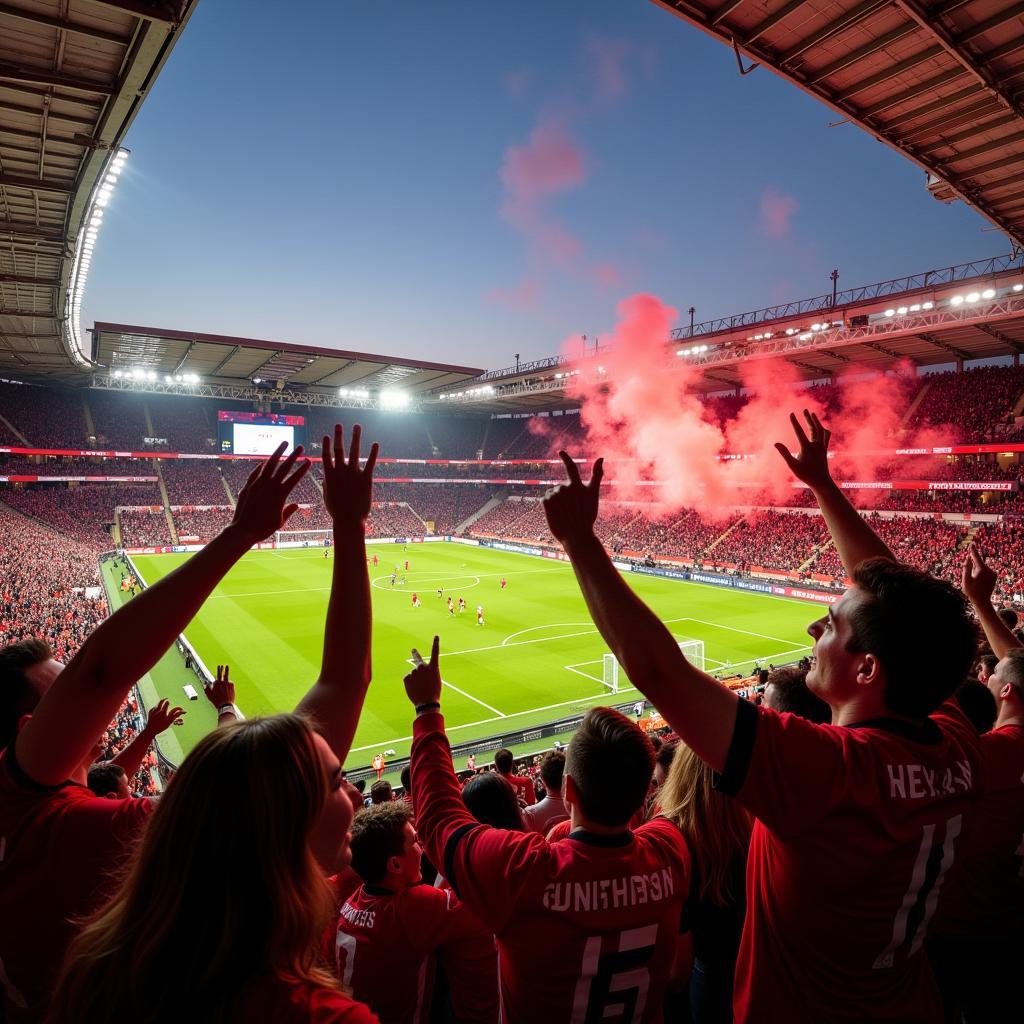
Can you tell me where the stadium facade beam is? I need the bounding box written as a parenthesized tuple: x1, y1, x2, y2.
(916, 333, 970, 361)
(0, 171, 74, 194)
(90, 374, 422, 412)
(0, 220, 65, 242)
(171, 340, 195, 374)
(0, 307, 54, 318)
(85, 0, 179, 25)
(862, 341, 905, 359)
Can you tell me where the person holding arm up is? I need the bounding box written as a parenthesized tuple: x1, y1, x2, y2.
(0, 441, 310, 1024)
(544, 412, 981, 1023)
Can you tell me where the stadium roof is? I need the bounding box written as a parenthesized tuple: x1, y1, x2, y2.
(649, 0, 1024, 249)
(0, 0, 197, 384)
(91, 322, 485, 399)
(437, 253, 1024, 409)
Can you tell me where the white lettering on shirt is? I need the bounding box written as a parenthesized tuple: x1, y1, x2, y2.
(542, 868, 674, 913)
(339, 902, 376, 929)
(886, 760, 973, 800)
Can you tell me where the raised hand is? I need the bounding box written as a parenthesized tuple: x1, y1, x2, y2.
(542, 451, 604, 546)
(143, 698, 186, 736)
(962, 542, 997, 608)
(205, 664, 235, 708)
(404, 636, 442, 708)
(775, 410, 833, 491)
(230, 441, 311, 543)
(322, 423, 379, 525)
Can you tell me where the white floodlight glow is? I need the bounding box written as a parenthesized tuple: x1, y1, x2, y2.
(923, 300, 934, 309)
(1013, 283, 1024, 292)
(380, 389, 410, 410)
(909, 304, 921, 312)
(897, 306, 908, 315)
(982, 288, 996, 299)
(131, 368, 143, 380)
(811, 323, 821, 331)
(112, 369, 121, 378)
(950, 295, 964, 306)
(785, 328, 796, 336)
(146, 370, 157, 381)
(884, 309, 896, 317)
(799, 332, 812, 341)
(965, 292, 980, 303)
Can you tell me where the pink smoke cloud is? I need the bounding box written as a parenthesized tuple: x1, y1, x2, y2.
(485, 276, 543, 311)
(557, 292, 954, 521)
(586, 36, 632, 99)
(499, 119, 586, 219)
(503, 67, 534, 99)
(759, 186, 799, 239)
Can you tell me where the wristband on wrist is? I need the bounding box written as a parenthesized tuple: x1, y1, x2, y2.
(217, 703, 239, 717)
(415, 701, 441, 714)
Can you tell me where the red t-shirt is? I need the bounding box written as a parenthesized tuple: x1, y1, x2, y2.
(334, 882, 483, 1023)
(234, 974, 378, 1023)
(501, 772, 536, 806)
(934, 721, 1024, 939)
(0, 746, 154, 1023)
(411, 712, 690, 1023)
(435, 877, 499, 1024)
(716, 700, 982, 1023)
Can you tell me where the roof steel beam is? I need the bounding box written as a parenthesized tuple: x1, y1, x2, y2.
(171, 340, 195, 374)
(918, 112, 1015, 150)
(890, 0, 1024, 117)
(0, 3, 130, 45)
(779, 0, 889, 66)
(839, 45, 945, 100)
(963, 150, 1024, 181)
(0, 307, 54, 317)
(741, 0, 812, 46)
(808, 19, 917, 84)
(884, 84, 984, 129)
(0, 62, 116, 97)
(85, 0, 178, 24)
(0, 272, 57, 287)
(209, 344, 242, 377)
(975, 323, 1024, 353)
(861, 67, 969, 119)
(862, 341, 904, 358)
(916, 332, 970, 360)
(0, 219, 64, 241)
(0, 171, 73, 194)
(946, 129, 1024, 165)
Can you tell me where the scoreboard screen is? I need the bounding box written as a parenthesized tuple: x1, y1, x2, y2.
(217, 411, 306, 455)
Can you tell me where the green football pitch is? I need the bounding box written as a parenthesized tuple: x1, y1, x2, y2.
(128, 543, 816, 767)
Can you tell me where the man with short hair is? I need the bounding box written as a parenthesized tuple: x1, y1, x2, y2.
(928, 546, 1024, 1020)
(334, 802, 485, 1023)
(405, 638, 690, 1022)
(975, 653, 998, 686)
(493, 747, 535, 806)
(370, 780, 393, 805)
(762, 664, 831, 723)
(86, 762, 130, 799)
(521, 751, 569, 834)
(542, 411, 981, 1022)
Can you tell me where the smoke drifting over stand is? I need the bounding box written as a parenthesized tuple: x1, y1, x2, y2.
(552, 293, 953, 519)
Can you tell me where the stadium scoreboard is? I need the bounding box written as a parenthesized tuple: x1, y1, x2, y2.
(217, 410, 306, 455)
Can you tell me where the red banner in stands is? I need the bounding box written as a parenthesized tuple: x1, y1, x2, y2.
(0, 475, 157, 483)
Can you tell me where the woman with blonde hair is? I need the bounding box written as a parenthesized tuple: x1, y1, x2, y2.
(49, 425, 383, 1023)
(48, 714, 376, 1023)
(658, 740, 752, 1024)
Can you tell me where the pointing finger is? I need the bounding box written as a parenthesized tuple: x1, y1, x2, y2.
(559, 450, 582, 486)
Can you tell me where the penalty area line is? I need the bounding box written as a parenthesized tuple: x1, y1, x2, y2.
(403, 659, 506, 718)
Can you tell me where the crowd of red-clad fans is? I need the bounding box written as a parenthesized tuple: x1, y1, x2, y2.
(118, 509, 172, 547)
(170, 506, 234, 540)
(2, 415, 1023, 1024)
(160, 460, 230, 505)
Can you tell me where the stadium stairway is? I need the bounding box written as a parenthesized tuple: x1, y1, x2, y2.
(800, 540, 832, 574)
(703, 515, 745, 555)
(900, 379, 931, 428)
(0, 410, 28, 445)
(155, 462, 179, 544)
(455, 493, 506, 534)
(82, 394, 97, 444)
(220, 470, 236, 506)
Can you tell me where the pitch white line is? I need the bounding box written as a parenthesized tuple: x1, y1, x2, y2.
(679, 617, 807, 648)
(502, 623, 596, 646)
(402, 658, 506, 718)
(349, 685, 640, 754)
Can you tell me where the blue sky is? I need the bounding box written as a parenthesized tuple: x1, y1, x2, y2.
(83, 0, 1004, 372)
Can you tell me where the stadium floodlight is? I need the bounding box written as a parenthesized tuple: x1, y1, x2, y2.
(923, 301, 934, 309)
(785, 328, 796, 336)
(66, 147, 129, 367)
(909, 304, 921, 312)
(896, 306, 908, 315)
(884, 309, 895, 317)
(950, 295, 964, 306)
(380, 389, 410, 410)
(982, 288, 996, 299)
(764, 332, 773, 338)
(965, 292, 980, 303)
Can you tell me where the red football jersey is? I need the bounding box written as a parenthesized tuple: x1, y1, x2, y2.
(502, 772, 536, 806)
(234, 974, 378, 1023)
(717, 700, 982, 1023)
(434, 878, 499, 1024)
(0, 746, 154, 1023)
(933, 722, 1024, 939)
(411, 712, 690, 1023)
(335, 882, 483, 1024)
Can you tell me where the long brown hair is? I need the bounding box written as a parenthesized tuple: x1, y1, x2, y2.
(657, 741, 752, 906)
(49, 714, 338, 1023)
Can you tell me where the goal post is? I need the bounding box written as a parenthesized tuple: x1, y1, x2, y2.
(600, 639, 704, 695)
(274, 528, 333, 548)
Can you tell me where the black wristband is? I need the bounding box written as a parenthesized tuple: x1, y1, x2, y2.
(415, 701, 441, 714)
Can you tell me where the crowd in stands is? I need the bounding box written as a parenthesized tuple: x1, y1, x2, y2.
(1, 485, 158, 547)
(118, 509, 172, 547)
(160, 460, 230, 505)
(0, 455, 156, 477)
(908, 364, 1024, 439)
(145, 395, 216, 451)
(0, 382, 86, 447)
(374, 482, 496, 533)
(5, 414, 1023, 1024)
(171, 506, 233, 540)
(86, 390, 150, 449)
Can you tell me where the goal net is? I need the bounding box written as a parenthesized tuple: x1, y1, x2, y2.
(274, 529, 332, 548)
(601, 639, 704, 694)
